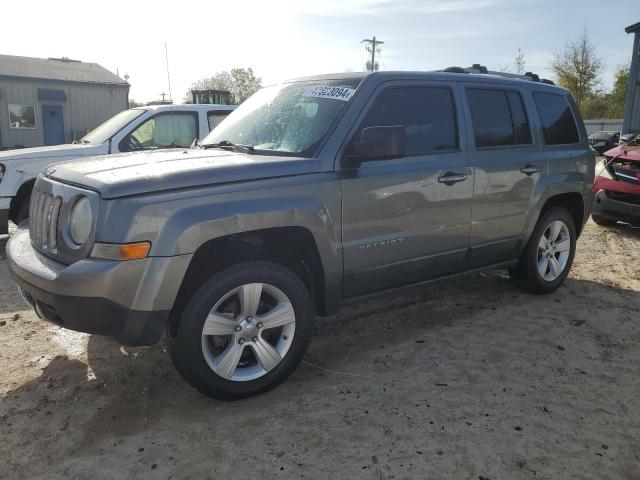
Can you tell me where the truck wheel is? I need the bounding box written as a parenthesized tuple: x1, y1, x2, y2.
(591, 214, 616, 227)
(168, 261, 314, 400)
(12, 195, 31, 226)
(510, 207, 576, 294)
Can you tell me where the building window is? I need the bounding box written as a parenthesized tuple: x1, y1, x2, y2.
(8, 104, 36, 129)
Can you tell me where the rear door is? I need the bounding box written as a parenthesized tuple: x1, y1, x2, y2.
(462, 85, 543, 266)
(340, 81, 473, 297)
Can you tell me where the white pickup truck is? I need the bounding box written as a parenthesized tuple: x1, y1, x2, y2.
(0, 103, 236, 233)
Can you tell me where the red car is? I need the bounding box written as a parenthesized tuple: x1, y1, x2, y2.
(592, 136, 640, 226)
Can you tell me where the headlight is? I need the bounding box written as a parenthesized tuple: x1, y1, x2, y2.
(69, 196, 92, 245)
(596, 159, 614, 180)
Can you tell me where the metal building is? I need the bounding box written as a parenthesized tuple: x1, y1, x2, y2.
(623, 21, 640, 134)
(0, 55, 129, 149)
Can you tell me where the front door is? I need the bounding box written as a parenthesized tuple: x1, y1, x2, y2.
(42, 105, 65, 145)
(340, 83, 473, 297)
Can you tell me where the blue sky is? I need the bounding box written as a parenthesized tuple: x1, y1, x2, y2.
(5, 0, 638, 103)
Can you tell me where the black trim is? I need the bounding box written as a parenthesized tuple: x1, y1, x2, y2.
(0, 208, 8, 235)
(11, 274, 169, 346)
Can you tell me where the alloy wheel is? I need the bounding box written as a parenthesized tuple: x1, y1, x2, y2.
(537, 220, 571, 281)
(201, 283, 296, 382)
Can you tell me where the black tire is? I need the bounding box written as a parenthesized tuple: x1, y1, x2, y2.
(12, 195, 31, 226)
(168, 261, 314, 400)
(591, 214, 616, 227)
(510, 207, 577, 294)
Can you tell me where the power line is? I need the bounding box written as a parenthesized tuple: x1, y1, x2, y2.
(361, 36, 384, 72)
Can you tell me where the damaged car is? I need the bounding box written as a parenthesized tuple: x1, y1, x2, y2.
(592, 134, 640, 226)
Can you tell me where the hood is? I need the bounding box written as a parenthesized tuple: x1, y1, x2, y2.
(0, 143, 104, 162)
(44, 148, 325, 199)
(603, 145, 640, 163)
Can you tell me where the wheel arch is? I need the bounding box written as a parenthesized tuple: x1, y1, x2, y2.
(168, 226, 330, 338)
(539, 192, 585, 235)
(9, 178, 35, 223)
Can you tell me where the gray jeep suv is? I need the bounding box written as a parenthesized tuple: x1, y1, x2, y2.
(7, 68, 595, 400)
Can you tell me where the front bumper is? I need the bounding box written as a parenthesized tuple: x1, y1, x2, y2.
(592, 189, 640, 225)
(7, 226, 192, 346)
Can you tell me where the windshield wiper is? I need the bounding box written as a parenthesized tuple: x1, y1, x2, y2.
(202, 140, 255, 154)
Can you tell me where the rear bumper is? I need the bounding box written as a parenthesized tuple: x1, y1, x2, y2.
(7, 225, 192, 346)
(592, 189, 640, 225)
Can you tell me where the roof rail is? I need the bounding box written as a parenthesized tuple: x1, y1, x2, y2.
(440, 64, 555, 85)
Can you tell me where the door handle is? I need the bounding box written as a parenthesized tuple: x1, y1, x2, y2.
(520, 164, 540, 176)
(438, 172, 468, 186)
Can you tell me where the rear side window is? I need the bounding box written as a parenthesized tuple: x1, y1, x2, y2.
(466, 89, 531, 147)
(533, 92, 580, 145)
(357, 87, 458, 155)
(208, 111, 231, 131)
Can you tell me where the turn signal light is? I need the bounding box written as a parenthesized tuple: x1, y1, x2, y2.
(91, 242, 151, 261)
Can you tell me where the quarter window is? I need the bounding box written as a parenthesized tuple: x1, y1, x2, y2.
(357, 87, 458, 156)
(467, 89, 531, 147)
(533, 92, 580, 145)
(8, 104, 36, 129)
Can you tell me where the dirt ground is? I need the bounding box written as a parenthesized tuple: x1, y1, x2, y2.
(0, 220, 639, 480)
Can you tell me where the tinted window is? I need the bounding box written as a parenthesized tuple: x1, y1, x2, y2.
(467, 89, 513, 147)
(507, 91, 532, 144)
(357, 87, 458, 155)
(533, 92, 580, 145)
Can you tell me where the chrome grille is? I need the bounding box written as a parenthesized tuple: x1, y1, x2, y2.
(29, 188, 62, 253)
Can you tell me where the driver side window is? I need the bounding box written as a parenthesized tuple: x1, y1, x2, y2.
(353, 86, 459, 157)
(122, 112, 198, 151)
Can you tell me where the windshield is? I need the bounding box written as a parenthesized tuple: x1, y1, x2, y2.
(202, 78, 362, 157)
(81, 109, 147, 144)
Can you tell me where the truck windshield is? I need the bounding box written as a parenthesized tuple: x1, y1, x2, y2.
(202, 79, 362, 157)
(81, 109, 147, 144)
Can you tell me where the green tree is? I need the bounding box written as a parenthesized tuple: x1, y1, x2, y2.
(185, 68, 262, 104)
(580, 95, 609, 119)
(607, 65, 629, 118)
(550, 30, 602, 107)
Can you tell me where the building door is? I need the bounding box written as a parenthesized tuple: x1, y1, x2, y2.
(42, 105, 65, 145)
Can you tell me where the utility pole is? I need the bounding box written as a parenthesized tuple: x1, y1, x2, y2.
(362, 36, 384, 71)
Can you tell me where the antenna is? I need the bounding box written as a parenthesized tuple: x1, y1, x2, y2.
(164, 42, 173, 102)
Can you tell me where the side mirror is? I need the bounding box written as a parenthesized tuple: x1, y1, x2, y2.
(343, 125, 406, 168)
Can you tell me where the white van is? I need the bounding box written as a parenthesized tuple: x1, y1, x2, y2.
(0, 104, 236, 233)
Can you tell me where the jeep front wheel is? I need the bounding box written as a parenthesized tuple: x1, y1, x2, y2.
(169, 261, 314, 400)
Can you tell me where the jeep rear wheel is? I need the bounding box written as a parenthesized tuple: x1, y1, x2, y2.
(169, 261, 314, 400)
(510, 207, 576, 294)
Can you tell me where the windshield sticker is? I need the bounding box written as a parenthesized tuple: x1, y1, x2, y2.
(302, 85, 356, 101)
